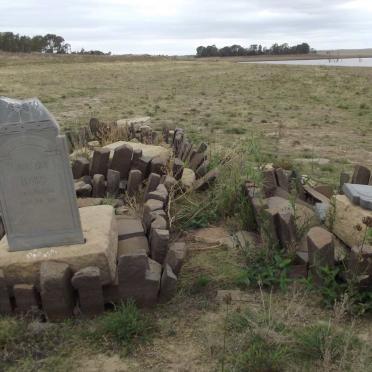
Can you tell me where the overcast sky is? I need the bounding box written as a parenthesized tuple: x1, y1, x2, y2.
(1, 0, 371, 55)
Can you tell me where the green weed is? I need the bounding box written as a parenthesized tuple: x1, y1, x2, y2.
(91, 300, 155, 355)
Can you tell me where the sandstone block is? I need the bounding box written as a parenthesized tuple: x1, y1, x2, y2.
(127, 169, 143, 197)
(118, 236, 149, 256)
(329, 195, 372, 248)
(161, 175, 177, 191)
(75, 180, 92, 198)
(262, 169, 278, 197)
(150, 229, 169, 264)
(151, 156, 167, 176)
(144, 173, 161, 200)
(40, 262, 75, 321)
(160, 264, 177, 302)
(72, 157, 90, 179)
(307, 227, 334, 285)
(117, 217, 145, 241)
(0, 269, 11, 314)
(92, 174, 106, 197)
(351, 165, 371, 185)
(71, 267, 104, 317)
(164, 242, 187, 275)
(110, 144, 133, 179)
(0, 205, 118, 288)
(14, 284, 39, 313)
(173, 158, 184, 180)
(143, 199, 164, 232)
(347, 245, 372, 288)
(90, 148, 110, 177)
(193, 168, 219, 191)
(195, 161, 209, 179)
(107, 169, 121, 197)
(275, 168, 290, 192)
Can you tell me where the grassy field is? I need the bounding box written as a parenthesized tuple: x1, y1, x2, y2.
(1, 52, 371, 185)
(1, 53, 372, 371)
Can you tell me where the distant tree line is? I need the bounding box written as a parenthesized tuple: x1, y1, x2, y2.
(0, 32, 71, 53)
(196, 43, 312, 58)
(0, 32, 109, 55)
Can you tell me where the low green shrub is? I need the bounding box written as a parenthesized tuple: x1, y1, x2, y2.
(92, 300, 155, 354)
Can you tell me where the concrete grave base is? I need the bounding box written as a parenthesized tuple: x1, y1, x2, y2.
(0, 205, 118, 289)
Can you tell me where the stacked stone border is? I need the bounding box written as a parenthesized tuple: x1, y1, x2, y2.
(0, 119, 216, 320)
(245, 163, 372, 287)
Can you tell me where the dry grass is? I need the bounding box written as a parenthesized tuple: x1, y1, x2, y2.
(1, 53, 372, 370)
(1, 53, 371, 184)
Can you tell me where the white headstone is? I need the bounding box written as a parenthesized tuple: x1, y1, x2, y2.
(0, 97, 84, 251)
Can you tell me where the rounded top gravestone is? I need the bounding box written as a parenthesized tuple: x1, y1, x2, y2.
(0, 97, 84, 251)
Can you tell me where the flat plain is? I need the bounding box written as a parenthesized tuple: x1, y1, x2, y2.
(1, 53, 372, 371)
(1, 53, 371, 185)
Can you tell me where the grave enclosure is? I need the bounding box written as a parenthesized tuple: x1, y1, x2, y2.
(0, 97, 212, 320)
(1, 96, 371, 321)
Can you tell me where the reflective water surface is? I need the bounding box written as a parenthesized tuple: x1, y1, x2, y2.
(241, 57, 372, 67)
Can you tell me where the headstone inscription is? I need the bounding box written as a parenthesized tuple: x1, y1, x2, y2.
(0, 97, 84, 251)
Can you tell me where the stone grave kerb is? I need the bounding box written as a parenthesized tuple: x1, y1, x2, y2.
(0, 97, 84, 251)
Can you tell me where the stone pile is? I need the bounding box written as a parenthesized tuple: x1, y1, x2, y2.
(0, 202, 187, 319)
(65, 117, 158, 151)
(245, 163, 372, 287)
(170, 127, 219, 191)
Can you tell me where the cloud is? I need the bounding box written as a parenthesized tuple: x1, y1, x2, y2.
(0, 0, 371, 54)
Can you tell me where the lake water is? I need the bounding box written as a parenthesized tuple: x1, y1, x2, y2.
(241, 57, 372, 67)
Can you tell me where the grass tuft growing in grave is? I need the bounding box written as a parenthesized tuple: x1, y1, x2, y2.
(87, 300, 156, 355)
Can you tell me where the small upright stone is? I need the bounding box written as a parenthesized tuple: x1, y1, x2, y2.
(143, 199, 164, 232)
(347, 246, 372, 288)
(118, 251, 161, 307)
(110, 144, 133, 180)
(197, 142, 208, 153)
(262, 169, 278, 197)
(339, 172, 350, 194)
(132, 155, 151, 178)
(75, 181, 92, 198)
(0, 269, 11, 315)
(164, 242, 187, 275)
(278, 212, 296, 249)
(351, 165, 371, 185)
(127, 169, 143, 197)
(92, 174, 106, 197)
(107, 169, 121, 197)
(144, 173, 161, 200)
(161, 175, 177, 191)
(181, 143, 193, 162)
(195, 161, 209, 179)
(275, 168, 290, 192)
(151, 156, 167, 176)
(71, 267, 104, 317)
(307, 227, 334, 285)
(150, 228, 169, 264)
(14, 284, 39, 314)
(40, 262, 75, 322)
(147, 184, 168, 204)
(160, 264, 177, 302)
(0, 219, 4, 240)
(72, 157, 90, 179)
(132, 148, 142, 161)
(90, 148, 110, 177)
(189, 151, 206, 171)
(173, 158, 184, 180)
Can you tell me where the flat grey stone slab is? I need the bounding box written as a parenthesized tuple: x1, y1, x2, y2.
(117, 217, 145, 241)
(343, 183, 372, 210)
(0, 97, 84, 251)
